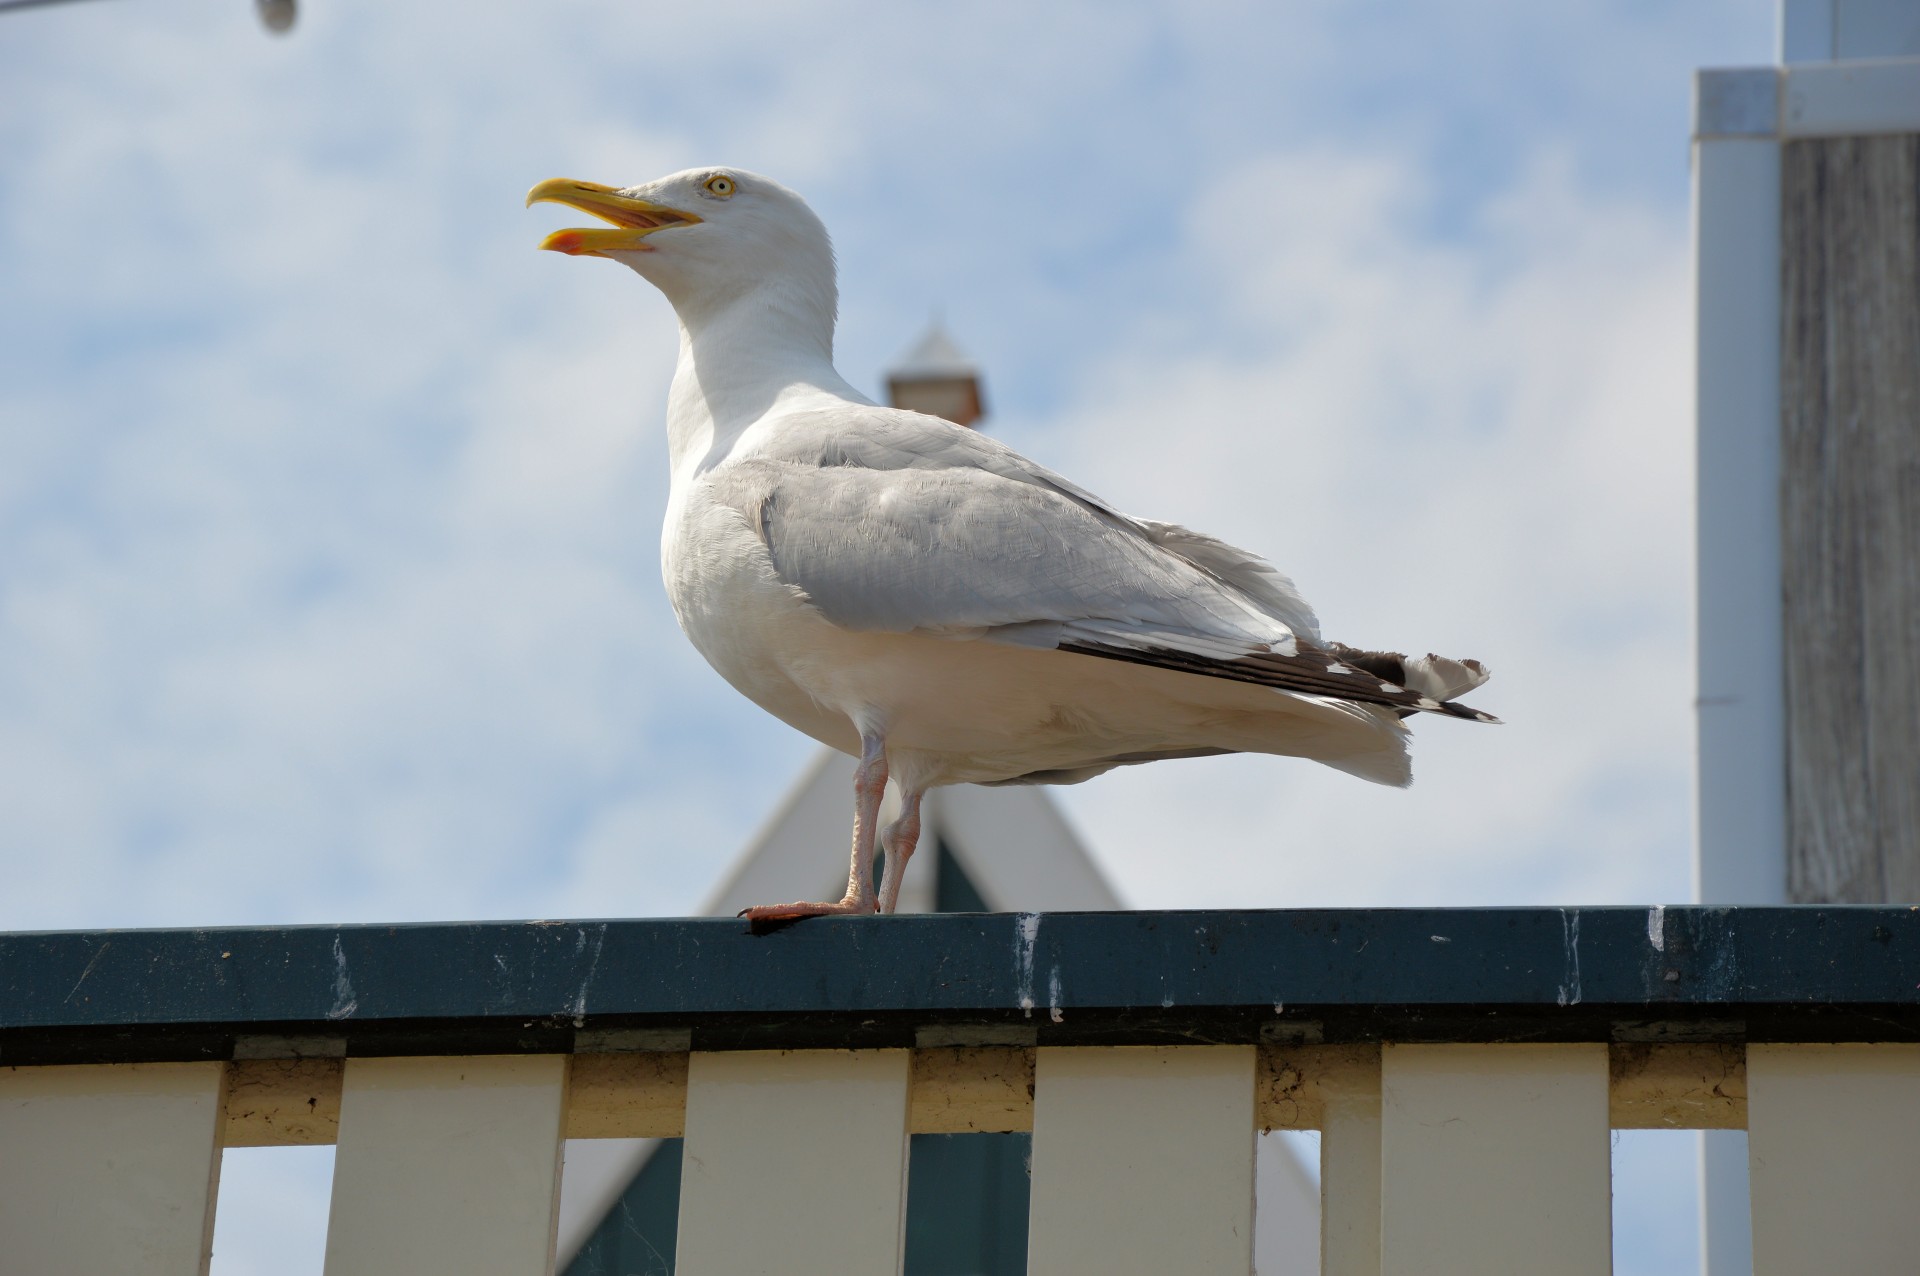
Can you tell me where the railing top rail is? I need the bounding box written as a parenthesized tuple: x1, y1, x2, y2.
(3, 907, 1916, 1065)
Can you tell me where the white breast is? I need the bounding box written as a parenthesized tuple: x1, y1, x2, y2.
(662, 478, 864, 755)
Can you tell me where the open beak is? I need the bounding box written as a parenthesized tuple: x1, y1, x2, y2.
(525, 178, 702, 257)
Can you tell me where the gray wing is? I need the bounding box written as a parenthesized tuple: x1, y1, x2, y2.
(743, 405, 1323, 639)
(711, 455, 1287, 645)
(711, 410, 1493, 721)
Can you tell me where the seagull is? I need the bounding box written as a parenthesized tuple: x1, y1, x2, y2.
(528, 168, 1497, 925)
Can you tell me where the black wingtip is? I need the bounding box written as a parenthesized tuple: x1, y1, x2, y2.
(1434, 699, 1502, 724)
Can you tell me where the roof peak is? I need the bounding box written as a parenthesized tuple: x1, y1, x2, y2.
(888, 317, 978, 379)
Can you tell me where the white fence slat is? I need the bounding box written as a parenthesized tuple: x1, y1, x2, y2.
(321, 1054, 568, 1276)
(675, 1049, 911, 1276)
(0, 1062, 225, 1276)
(1748, 1043, 1920, 1272)
(1027, 1045, 1257, 1276)
(1320, 1058, 1383, 1276)
(1380, 1043, 1610, 1276)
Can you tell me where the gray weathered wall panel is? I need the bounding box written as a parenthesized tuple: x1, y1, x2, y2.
(1781, 134, 1920, 903)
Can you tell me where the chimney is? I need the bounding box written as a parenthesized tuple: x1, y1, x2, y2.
(885, 319, 986, 428)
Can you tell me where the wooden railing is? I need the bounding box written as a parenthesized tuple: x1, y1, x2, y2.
(1, 908, 1916, 1274)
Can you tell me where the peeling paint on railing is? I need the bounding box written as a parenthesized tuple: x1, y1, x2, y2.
(1556, 909, 1583, 1008)
(571, 924, 608, 1028)
(1014, 913, 1040, 1018)
(327, 935, 358, 1021)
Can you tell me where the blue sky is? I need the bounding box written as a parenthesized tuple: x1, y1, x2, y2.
(3, 1, 1772, 1270)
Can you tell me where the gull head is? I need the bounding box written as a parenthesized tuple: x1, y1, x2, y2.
(527, 167, 835, 327)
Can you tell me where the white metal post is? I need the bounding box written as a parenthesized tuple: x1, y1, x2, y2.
(0, 1061, 227, 1276)
(1319, 1057, 1383, 1276)
(1780, 0, 1836, 62)
(1692, 68, 1787, 915)
(675, 1049, 912, 1276)
(323, 1055, 570, 1276)
(1027, 1045, 1257, 1276)
(1692, 64, 1784, 1276)
(1746, 1044, 1920, 1271)
(1378, 1044, 1612, 1276)
(1781, 0, 1920, 63)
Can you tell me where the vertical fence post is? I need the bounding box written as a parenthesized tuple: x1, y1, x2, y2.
(0, 1061, 226, 1276)
(1693, 66, 1789, 908)
(1027, 1045, 1256, 1276)
(1320, 1047, 1383, 1276)
(1379, 1043, 1611, 1276)
(322, 1054, 569, 1276)
(674, 1049, 911, 1276)
(1747, 1043, 1920, 1271)
(1692, 62, 1787, 1276)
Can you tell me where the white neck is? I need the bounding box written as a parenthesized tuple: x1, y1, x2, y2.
(662, 283, 867, 483)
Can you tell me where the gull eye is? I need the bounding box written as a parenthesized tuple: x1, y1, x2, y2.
(704, 175, 735, 198)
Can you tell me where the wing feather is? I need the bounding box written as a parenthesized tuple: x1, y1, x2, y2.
(709, 457, 1283, 642)
(739, 406, 1320, 636)
(709, 405, 1496, 723)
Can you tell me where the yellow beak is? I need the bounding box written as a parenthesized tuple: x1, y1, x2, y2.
(525, 178, 702, 257)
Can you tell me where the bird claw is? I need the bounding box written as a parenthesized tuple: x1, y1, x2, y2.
(738, 898, 875, 934)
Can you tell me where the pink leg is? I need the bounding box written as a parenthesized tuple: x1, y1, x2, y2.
(740, 734, 887, 925)
(875, 788, 924, 915)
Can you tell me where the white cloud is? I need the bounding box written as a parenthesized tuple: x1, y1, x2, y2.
(1040, 148, 1696, 910)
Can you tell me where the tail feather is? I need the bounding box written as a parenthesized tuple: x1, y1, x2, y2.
(1403, 653, 1491, 702)
(1324, 643, 1499, 723)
